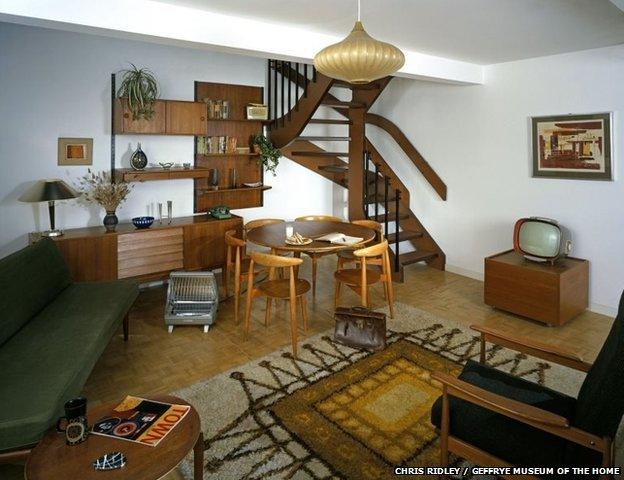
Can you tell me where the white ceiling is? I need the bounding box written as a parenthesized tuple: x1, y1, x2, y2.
(156, 0, 624, 64)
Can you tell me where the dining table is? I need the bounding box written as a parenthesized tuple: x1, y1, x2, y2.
(245, 220, 376, 255)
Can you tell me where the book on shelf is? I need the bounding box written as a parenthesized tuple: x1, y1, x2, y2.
(91, 395, 190, 447)
(316, 232, 363, 246)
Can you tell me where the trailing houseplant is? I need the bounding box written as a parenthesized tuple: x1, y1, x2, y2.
(252, 134, 281, 176)
(78, 170, 132, 232)
(117, 64, 159, 121)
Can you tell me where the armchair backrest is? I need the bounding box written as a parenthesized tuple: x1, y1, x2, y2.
(573, 291, 624, 440)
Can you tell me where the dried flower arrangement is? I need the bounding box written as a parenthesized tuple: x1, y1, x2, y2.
(78, 170, 132, 213)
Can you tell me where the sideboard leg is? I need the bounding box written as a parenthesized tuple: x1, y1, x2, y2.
(194, 431, 204, 480)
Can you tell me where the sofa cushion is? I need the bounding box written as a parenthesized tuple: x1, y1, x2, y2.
(431, 360, 578, 468)
(0, 279, 138, 452)
(0, 239, 71, 346)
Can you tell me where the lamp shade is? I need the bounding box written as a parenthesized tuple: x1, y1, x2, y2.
(313, 21, 405, 84)
(19, 179, 78, 203)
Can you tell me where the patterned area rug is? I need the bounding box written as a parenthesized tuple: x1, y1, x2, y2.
(175, 302, 588, 479)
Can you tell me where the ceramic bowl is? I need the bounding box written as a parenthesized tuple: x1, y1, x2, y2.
(132, 216, 154, 229)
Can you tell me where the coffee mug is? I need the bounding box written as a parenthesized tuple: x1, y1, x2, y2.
(56, 397, 89, 445)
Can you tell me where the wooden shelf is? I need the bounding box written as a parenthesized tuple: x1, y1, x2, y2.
(196, 153, 259, 157)
(207, 118, 270, 124)
(116, 167, 211, 182)
(197, 185, 271, 195)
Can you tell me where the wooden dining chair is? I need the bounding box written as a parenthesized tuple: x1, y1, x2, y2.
(294, 215, 342, 298)
(334, 240, 394, 318)
(243, 252, 311, 357)
(336, 219, 385, 270)
(224, 229, 264, 323)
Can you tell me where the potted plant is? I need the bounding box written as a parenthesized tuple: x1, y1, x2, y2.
(78, 170, 133, 232)
(117, 64, 159, 121)
(252, 134, 281, 176)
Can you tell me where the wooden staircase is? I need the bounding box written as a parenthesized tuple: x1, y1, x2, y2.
(266, 60, 447, 281)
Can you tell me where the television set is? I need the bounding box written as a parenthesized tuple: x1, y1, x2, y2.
(513, 217, 572, 264)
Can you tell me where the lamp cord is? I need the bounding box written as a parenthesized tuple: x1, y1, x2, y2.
(357, 0, 361, 21)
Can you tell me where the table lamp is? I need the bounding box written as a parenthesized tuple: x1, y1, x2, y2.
(19, 179, 78, 237)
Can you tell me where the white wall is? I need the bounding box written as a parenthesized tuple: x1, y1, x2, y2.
(0, 22, 335, 257)
(369, 44, 624, 315)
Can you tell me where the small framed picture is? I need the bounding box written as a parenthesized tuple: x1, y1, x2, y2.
(531, 113, 612, 180)
(58, 137, 93, 166)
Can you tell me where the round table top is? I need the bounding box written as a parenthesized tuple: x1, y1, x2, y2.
(25, 395, 200, 480)
(246, 220, 376, 253)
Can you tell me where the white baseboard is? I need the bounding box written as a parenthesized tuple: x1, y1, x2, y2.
(445, 264, 615, 318)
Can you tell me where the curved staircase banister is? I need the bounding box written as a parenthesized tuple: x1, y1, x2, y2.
(365, 113, 447, 201)
(268, 72, 334, 149)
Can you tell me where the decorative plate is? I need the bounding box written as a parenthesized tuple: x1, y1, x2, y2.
(285, 237, 313, 246)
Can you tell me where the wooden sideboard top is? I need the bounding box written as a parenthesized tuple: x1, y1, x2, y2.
(53, 214, 242, 240)
(486, 249, 588, 274)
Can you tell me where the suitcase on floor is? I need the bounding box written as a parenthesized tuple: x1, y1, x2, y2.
(333, 306, 386, 350)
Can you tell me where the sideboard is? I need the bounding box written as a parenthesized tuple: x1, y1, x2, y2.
(32, 215, 243, 282)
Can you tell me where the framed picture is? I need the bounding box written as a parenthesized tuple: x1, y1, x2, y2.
(58, 137, 93, 166)
(531, 113, 612, 180)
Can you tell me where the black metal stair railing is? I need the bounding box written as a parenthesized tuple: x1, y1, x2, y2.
(267, 59, 316, 129)
(362, 150, 402, 272)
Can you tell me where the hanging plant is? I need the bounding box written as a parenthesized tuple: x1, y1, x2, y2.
(252, 134, 281, 176)
(117, 64, 159, 121)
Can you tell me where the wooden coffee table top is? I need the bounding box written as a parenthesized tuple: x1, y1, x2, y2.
(246, 220, 376, 253)
(25, 395, 200, 480)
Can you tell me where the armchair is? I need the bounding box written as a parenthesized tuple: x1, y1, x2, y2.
(430, 293, 624, 478)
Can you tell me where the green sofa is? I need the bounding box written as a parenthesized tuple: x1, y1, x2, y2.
(0, 239, 138, 453)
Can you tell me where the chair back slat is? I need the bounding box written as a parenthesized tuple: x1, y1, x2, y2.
(250, 251, 303, 268)
(353, 240, 388, 258)
(352, 219, 384, 241)
(225, 229, 246, 247)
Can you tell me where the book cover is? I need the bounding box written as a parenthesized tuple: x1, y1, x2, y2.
(91, 396, 190, 447)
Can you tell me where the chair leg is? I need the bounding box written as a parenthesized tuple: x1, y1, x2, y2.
(300, 295, 308, 333)
(243, 290, 253, 337)
(386, 278, 395, 319)
(264, 297, 273, 327)
(289, 295, 298, 357)
(311, 256, 317, 298)
(440, 390, 450, 470)
(234, 274, 241, 324)
(334, 280, 342, 308)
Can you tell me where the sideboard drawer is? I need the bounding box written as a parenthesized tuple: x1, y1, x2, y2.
(118, 228, 183, 279)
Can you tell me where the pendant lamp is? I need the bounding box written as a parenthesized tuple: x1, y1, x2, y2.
(313, 0, 405, 84)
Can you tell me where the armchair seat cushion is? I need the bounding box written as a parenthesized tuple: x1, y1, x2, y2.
(431, 360, 577, 468)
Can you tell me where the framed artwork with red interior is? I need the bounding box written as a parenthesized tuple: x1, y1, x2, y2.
(531, 112, 612, 180)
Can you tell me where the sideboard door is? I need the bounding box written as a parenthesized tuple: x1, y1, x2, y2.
(184, 217, 242, 270)
(55, 236, 118, 282)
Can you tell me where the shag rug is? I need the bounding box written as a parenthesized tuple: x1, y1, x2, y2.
(174, 302, 595, 479)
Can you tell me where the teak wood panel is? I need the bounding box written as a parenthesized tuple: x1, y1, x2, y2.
(166, 101, 207, 135)
(55, 235, 117, 282)
(184, 216, 242, 270)
(118, 229, 184, 279)
(484, 250, 589, 326)
(113, 99, 166, 134)
(195, 81, 263, 121)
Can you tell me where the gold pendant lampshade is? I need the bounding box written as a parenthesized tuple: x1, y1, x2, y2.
(313, 0, 405, 84)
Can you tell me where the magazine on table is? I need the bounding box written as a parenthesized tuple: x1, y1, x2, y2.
(91, 396, 190, 447)
(316, 232, 363, 246)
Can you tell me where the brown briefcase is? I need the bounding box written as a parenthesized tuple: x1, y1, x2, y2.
(334, 306, 386, 350)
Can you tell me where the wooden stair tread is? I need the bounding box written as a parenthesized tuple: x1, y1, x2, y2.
(386, 230, 423, 243)
(398, 250, 438, 265)
(291, 151, 349, 157)
(308, 119, 351, 125)
(318, 164, 348, 173)
(369, 211, 410, 222)
(296, 136, 351, 141)
(320, 100, 365, 108)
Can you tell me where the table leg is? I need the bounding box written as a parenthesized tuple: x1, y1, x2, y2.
(194, 431, 204, 480)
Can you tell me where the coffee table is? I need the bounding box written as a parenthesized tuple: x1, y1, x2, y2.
(25, 395, 203, 480)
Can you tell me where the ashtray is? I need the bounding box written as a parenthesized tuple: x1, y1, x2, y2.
(159, 162, 174, 170)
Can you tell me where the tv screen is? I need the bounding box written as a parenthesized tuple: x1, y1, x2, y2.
(518, 221, 561, 258)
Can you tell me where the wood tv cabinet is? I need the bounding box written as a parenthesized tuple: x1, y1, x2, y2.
(39, 215, 242, 282)
(484, 250, 589, 326)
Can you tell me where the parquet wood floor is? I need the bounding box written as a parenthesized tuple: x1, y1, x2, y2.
(3, 258, 613, 480)
(83, 257, 612, 406)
